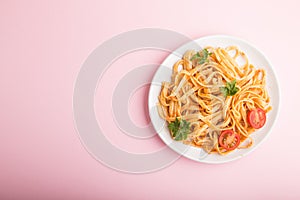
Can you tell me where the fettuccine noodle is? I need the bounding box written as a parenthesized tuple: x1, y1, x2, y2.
(157, 46, 272, 155)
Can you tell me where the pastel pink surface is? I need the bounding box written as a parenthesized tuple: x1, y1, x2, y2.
(0, 0, 299, 199)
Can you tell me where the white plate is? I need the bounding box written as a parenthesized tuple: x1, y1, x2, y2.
(148, 35, 280, 164)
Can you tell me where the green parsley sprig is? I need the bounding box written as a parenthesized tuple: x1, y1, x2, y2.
(168, 118, 191, 141)
(220, 79, 239, 97)
(190, 49, 211, 65)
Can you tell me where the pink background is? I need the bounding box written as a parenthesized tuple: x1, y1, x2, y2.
(1, 0, 299, 199)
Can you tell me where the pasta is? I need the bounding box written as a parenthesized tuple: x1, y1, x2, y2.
(157, 46, 272, 155)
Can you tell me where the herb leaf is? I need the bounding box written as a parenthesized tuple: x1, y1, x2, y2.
(190, 49, 211, 65)
(220, 87, 228, 97)
(220, 79, 239, 97)
(191, 52, 200, 61)
(168, 118, 191, 141)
